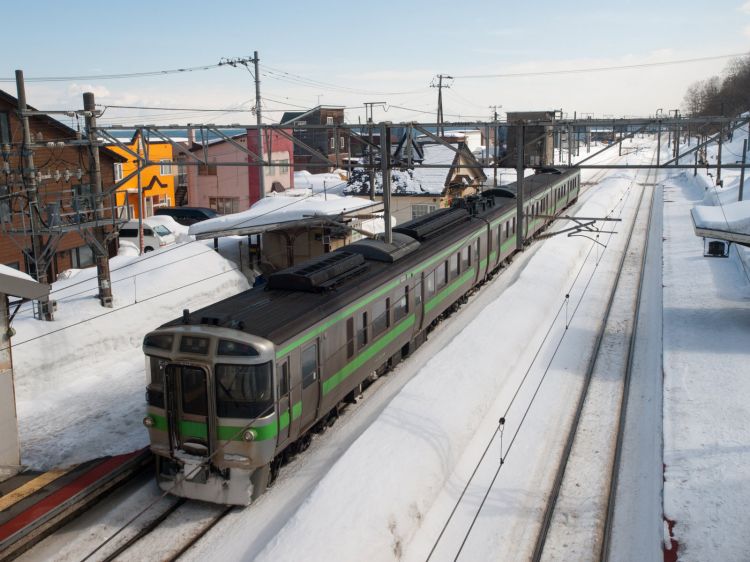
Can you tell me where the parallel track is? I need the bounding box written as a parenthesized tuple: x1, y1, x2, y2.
(531, 155, 657, 561)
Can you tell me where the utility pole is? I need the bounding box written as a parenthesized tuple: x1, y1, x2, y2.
(221, 54, 264, 199)
(253, 51, 265, 199)
(516, 122, 525, 251)
(364, 102, 385, 201)
(380, 122, 392, 244)
(431, 74, 452, 136)
(15, 70, 52, 320)
(739, 140, 747, 201)
(83, 92, 113, 308)
(490, 105, 501, 187)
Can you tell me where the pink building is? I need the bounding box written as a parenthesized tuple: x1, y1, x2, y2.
(246, 128, 295, 205)
(186, 130, 294, 214)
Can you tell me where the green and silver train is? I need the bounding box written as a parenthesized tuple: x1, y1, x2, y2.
(142, 169, 580, 505)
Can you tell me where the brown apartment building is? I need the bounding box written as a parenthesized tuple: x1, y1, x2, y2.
(0, 89, 125, 279)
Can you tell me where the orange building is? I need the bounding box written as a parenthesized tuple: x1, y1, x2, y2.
(107, 131, 177, 219)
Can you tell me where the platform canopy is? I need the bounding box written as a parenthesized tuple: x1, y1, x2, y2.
(691, 200, 750, 248)
(0, 265, 51, 300)
(188, 193, 383, 240)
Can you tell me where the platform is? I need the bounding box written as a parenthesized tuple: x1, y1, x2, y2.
(0, 449, 151, 560)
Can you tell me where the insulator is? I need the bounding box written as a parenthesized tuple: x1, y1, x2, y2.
(63, 169, 71, 182)
(53, 170, 61, 181)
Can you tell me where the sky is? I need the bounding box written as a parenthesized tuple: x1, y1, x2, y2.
(1, 0, 749, 126)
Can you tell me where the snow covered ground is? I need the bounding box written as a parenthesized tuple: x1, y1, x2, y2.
(9, 131, 750, 561)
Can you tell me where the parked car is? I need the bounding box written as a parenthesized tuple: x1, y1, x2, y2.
(119, 219, 176, 253)
(154, 206, 218, 226)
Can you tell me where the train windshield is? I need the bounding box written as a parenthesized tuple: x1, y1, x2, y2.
(215, 362, 273, 419)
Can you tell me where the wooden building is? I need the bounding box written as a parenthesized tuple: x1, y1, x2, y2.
(0, 89, 125, 278)
(280, 106, 350, 172)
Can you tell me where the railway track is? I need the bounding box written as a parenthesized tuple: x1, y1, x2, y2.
(531, 156, 658, 561)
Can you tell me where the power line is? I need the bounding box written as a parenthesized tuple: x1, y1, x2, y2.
(452, 52, 748, 79)
(0, 62, 226, 83)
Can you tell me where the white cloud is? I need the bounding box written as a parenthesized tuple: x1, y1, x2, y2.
(740, 1, 750, 14)
(66, 83, 111, 99)
(744, 24, 750, 37)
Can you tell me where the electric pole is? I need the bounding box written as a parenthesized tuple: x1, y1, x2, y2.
(15, 70, 52, 320)
(431, 74, 453, 136)
(83, 92, 113, 308)
(253, 52, 264, 199)
(364, 102, 386, 201)
(490, 105, 501, 187)
(221, 54, 265, 199)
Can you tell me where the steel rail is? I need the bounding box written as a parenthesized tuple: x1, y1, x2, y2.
(530, 154, 655, 561)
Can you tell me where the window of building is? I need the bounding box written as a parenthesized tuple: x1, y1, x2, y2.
(160, 159, 172, 176)
(198, 164, 217, 176)
(209, 197, 239, 215)
(72, 245, 94, 268)
(329, 137, 335, 151)
(113, 163, 123, 182)
(411, 204, 436, 220)
(278, 159, 289, 173)
(0, 112, 9, 144)
(339, 136, 345, 150)
(326, 116, 334, 125)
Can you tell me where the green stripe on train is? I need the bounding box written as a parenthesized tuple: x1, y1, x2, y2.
(425, 267, 477, 313)
(322, 314, 416, 395)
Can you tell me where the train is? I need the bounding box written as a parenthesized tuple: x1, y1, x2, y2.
(141, 168, 581, 505)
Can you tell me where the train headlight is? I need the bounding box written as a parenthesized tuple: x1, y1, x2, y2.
(242, 429, 256, 442)
(143, 416, 155, 428)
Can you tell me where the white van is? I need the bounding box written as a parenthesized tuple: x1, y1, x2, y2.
(119, 219, 176, 253)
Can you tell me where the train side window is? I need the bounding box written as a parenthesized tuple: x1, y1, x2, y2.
(277, 360, 290, 396)
(505, 222, 509, 241)
(512, 217, 516, 234)
(425, 271, 435, 297)
(358, 311, 368, 349)
(346, 317, 354, 359)
(301, 343, 318, 389)
(414, 282, 422, 307)
(395, 287, 408, 321)
(475, 239, 480, 264)
(461, 245, 470, 270)
(450, 252, 459, 278)
(372, 298, 388, 337)
(436, 261, 448, 289)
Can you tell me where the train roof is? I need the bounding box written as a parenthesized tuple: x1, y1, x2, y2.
(161, 170, 578, 345)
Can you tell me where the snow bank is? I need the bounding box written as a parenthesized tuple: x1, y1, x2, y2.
(12, 241, 250, 469)
(691, 199, 750, 233)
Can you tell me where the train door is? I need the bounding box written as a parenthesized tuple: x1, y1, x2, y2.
(164, 364, 211, 457)
(299, 340, 320, 430)
(276, 358, 293, 448)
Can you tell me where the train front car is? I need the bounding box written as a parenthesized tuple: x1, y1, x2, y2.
(142, 324, 277, 505)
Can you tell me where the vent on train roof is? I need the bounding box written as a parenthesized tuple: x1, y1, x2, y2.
(393, 207, 470, 241)
(345, 232, 420, 263)
(267, 251, 367, 292)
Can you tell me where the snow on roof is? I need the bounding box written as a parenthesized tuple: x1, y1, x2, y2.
(188, 193, 380, 238)
(691, 200, 750, 232)
(690, 200, 750, 244)
(345, 142, 466, 196)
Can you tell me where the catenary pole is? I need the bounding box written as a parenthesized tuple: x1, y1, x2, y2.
(83, 92, 113, 308)
(15, 70, 52, 320)
(516, 122, 525, 251)
(254, 51, 265, 199)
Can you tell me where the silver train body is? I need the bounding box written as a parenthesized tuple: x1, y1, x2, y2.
(142, 170, 580, 505)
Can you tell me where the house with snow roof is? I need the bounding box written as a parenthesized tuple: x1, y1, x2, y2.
(344, 141, 487, 224)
